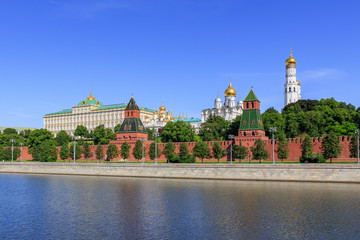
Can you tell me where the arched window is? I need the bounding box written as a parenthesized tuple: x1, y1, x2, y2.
(251, 102, 254, 108)
(289, 87, 291, 92)
(246, 103, 249, 108)
(252, 131, 255, 136)
(243, 132, 246, 136)
(293, 87, 296, 92)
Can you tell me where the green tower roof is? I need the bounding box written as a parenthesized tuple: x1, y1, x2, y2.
(118, 118, 147, 133)
(239, 108, 264, 131)
(125, 96, 139, 110)
(244, 89, 259, 101)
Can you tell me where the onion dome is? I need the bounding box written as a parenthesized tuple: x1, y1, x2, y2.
(296, 80, 300, 86)
(86, 92, 96, 101)
(225, 81, 236, 97)
(159, 104, 166, 112)
(286, 50, 296, 65)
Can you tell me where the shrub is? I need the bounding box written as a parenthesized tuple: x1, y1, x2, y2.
(168, 153, 181, 163)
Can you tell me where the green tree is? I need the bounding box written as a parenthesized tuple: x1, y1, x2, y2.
(3, 128, 17, 135)
(300, 136, 314, 162)
(114, 123, 122, 133)
(107, 145, 119, 161)
(321, 131, 342, 163)
(91, 125, 108, 145)
(69, 142, 82, 161)
(74, 125, 89, 138)
(193, 141, 211, 163)
(212, 142, 226, 163)
(60, 143, 69, 161)
(179, 143, 189, 162)
(227, 115, 242, 136)
(250, 139, 269, 163)
(34, 140, 58, 162)
(2, 146, 21, 161)
(163, 141, 176, 163)
(121, 142, 131, 160)
(146, 128, 155, 140)
(95, 144, 104, 161)
(27, 129, 54, 154)
(133, 140, 143, 162)
(82, 142, 92, 159)
(276, 135, 289, 163)
(232, 142, 248, 162)
(349, 135, 359, 159)
(54, 130, 72, 146)
(148, 142, 161, 160)
(199, 115, 229, 141)
(161, 121, 195, 142)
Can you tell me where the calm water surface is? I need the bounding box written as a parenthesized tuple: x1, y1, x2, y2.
(0, 174, 360, 239)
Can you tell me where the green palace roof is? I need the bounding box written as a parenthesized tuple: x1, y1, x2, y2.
(77, 99, 103, 106)
(244, 89, 259, 101)
(173, 117, 201, 123)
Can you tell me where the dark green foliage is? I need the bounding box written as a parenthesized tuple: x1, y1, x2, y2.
(54, 130, 72, 146)
(321, 131, 342, 163)
(300, 153, 326, 163)
(148, 142, 161, 160)
(250, 139, 269, 163)
(114, 124, 121, 133)
(163, 141, 176, 162)
(179, 143, 189, 162)
(120, 142, 131, 160)
(74, 125, 89, 138)
(146, 128, 155, 140)
(107, 144, 119, 160)
(95, 144, 104, 161)
(34, 140, 58, 162)
(2, 146, 20, 161)
(300, 136, 314, 161)
(199, 114, 229, 141)
(232, 142, 248, 162)
(69, 142, 82, 161)
(60, 143, 69, 161)
(168, 153, 181, 163)
(193, 141, 211, 163)
(212, 142, 226, 163)
(82, 142, 92, 159)
(349, 135, 359, 158)
(227, 115, 242, 136)
(27, 129, 54, 154)
(3, 128, 17, 135)
(161, 121, 195, 142)
(262, 109, 285, 138)
(276, 134, 289, 163)
(91, 125, 115, 145)
(133, 140, 143, 162)
(264, 107, 279, 114)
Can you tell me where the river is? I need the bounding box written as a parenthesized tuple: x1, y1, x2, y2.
(0, 174, 359, 239)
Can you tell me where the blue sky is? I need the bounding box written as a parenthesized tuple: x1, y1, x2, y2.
(1, 0, 359, 128)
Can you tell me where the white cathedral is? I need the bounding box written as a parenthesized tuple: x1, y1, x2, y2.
(284, 50, 301, 106)
(201, 81, 243, 122)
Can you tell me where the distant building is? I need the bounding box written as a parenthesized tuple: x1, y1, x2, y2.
(284, 50, 301, 107)
(201, 81, 243, 122)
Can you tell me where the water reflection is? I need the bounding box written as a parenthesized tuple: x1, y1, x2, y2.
(0, 174, 360, 239)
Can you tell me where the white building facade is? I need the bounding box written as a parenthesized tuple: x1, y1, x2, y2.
(201, 81, 243, 122)
(284, 51, 301, 106)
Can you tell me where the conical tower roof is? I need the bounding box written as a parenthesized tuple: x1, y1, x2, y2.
(244, 88, 259, 101)
(126, 96, 139, 110)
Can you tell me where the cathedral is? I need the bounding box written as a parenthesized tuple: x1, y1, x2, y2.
(201, 81, 243, 122)
(284, 50, 301, 106)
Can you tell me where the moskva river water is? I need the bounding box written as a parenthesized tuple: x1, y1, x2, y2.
(0, 174, 360, 239)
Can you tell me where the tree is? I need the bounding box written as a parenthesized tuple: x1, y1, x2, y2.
(179, 143, 189, 162)
(162, 141, 176, 163)
(300, 136, 314, 162)
(95, 144, 104, 161)
(91, 125, 110, 145)
(349, 135, 359, 159)
(193, 141, 211, 163)
(148, 142, 161, 160)
(276, 135, 289, 163)
(35, 140, 58, 162)
(107, 145, 119, 161)
(251, 139, 269, 163)
(60, 143, 69, 161)
(227, 115, 242, 136)
(199, 115, 229, 141)
(212, 142, 226, 163)
(321, 131, 342, 163)
(69, 142, 82, 161)
(114, 123, 122, 133)
(232, 142, 248, 162)
(74, 125, 89, 138)
(121, 142, 131, 161)
(27, 129, 54, 154)
(161, 121, 195, 142)
(3, 128, 17, 135)
(133, 140, 143, 162)
(54, 130, 72, 146)
(82, 142, 92, 159)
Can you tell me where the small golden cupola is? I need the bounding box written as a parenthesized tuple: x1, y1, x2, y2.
(225, 81, 236, 97)
(86, 92, 96, 101)
(159, 104, 166, 112)
(285, 50, 296, 66)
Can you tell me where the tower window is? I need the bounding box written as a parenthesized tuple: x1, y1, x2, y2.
(251, 102, 254, 108)
(293, 87, 296, 92)
(246, 103, 249, 108)
(289, 87, 291, 92)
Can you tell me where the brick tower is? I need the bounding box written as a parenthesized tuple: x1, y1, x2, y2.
(235, 88, 268, 147)
(112, 96, 148, 144)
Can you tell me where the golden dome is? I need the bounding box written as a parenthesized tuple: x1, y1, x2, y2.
(145, 115, 149, 119)
(159, 104, 166, 112)
(225, 81, 236, 97)
(296, 80, 300, 86)
(86, 92, 96, 101)
(286, 50, 296, 65)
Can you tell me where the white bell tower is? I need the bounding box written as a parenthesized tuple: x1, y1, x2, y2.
(284, 50, 301, 107)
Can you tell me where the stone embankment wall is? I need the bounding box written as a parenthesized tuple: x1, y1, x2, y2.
(10, 136, 354, 162)
(1, 163, 360, 183)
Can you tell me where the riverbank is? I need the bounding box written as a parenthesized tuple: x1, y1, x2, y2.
(1, 162, 360, 183)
